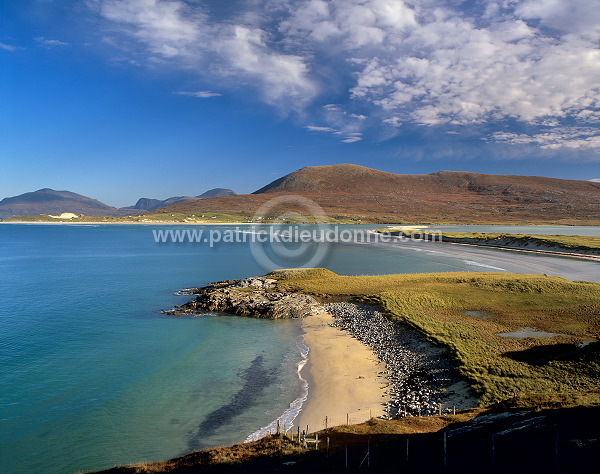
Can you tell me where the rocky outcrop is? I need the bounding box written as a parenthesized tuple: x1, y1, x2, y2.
(164, 277, 319, 319)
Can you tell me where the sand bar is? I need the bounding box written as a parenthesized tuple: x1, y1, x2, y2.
(293, 311, 387, 433)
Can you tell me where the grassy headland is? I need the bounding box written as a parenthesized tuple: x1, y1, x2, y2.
(271, 269, 600, 407)
(93, 269, 600, 473)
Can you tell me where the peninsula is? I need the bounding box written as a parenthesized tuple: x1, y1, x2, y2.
(98, 268, 600, 473)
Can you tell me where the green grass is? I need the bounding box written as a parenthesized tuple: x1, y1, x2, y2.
(272, 269, 600, 407)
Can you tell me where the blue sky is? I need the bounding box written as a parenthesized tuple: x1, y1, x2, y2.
(1, 0, 599, 207)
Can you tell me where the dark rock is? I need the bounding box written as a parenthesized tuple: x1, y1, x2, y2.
(164, 277, 318, 319)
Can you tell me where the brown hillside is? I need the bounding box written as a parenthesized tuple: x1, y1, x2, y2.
(149, 164, 600, 224)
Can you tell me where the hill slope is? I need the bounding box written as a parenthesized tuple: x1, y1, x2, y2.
(130, 188, 238, 211)
(0, 188, 135, 218)
(152, 164, 600, 224)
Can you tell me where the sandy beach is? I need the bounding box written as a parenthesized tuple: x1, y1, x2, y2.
(293, 311, 387, 433)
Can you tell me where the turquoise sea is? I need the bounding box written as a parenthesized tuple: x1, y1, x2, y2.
(1, 224, 599, 473)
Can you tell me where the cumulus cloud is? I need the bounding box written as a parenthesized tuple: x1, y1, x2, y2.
(90, 0, 600, 152)
(485, 127, 600, 150)
(276, 0, 600, 144)
(514, 0, 600, 35)
(347, 4, 600, 128)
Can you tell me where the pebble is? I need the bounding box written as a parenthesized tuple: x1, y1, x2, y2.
(325, 302, 463, 418)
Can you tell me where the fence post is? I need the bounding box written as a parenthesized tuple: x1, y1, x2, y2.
(325, 416, 328, 430)
(553, 428, 559, 473)
(347, 413, 349, 425)
(443, 431, 447, 467)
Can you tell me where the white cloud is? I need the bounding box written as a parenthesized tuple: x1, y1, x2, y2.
(90, 0, 600, 151)
(341, 133, 362, 143)
(515, 0, 600, 35)
(35, 37, 70, 47)
(349, 12, 600, 127)
(174, 91, 221, 98)
(590, 179, 600, 182)
(98, 0, 205, 58)
(213, 25, 316, 105)
(0, 42, 17, 51)
(382, 117, 402, 127)
(280, 0, 600, 144)
(305, 125, 336, 132)
(486, 127, 600, 150)
(94, 0, 316, 107)
(280, 0, 416, 48)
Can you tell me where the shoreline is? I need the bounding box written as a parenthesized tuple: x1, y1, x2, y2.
(3, 220, 600, 227)
(292, 310, 388, 433)
(291, 303, 478, 434)
(0, 220, 257, 225)
(444, 240, 600, 262)
(371, 231, 600, 262)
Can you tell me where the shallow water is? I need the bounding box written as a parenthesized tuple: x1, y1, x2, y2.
(496, 327, 566, 339)
(1, 223, 598, 473)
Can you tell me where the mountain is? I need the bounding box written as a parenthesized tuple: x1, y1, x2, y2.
(153, 164, 600, 224)
(0, 188, 137, 218)
(3, 168, 598, 223)
(131, 198, 163, 211)
(130, 188, 237, 211)
(198, 188, 237, 198)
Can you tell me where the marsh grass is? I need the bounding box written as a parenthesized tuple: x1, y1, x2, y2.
(273, 269, 600, 406)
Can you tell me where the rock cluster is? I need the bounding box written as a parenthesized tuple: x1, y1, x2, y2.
(326, 302, 469, 418)
(164, 277, 320, 319)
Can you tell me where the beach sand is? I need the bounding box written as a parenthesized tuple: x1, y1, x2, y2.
(293, 311, 387, 433)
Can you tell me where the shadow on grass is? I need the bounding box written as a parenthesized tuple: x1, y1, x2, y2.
(503, 341, 600, 366)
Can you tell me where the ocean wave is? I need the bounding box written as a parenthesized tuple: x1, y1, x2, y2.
(244, 335, 309, 442)
(174, 288, 198, 295)
(463, 260, 506, 271)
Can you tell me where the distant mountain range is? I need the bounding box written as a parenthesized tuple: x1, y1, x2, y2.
(0, 188, 237, 218)
(156, 164, 600, 224)
(2, 165, 599, 223)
